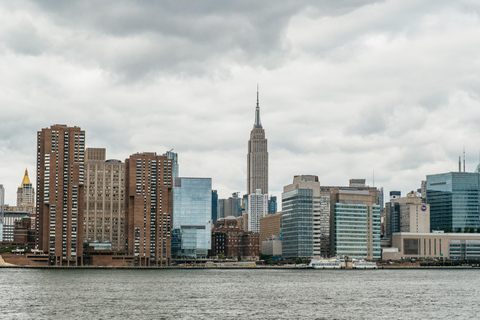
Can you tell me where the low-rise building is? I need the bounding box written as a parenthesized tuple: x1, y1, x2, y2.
(383, 232, 480, 260)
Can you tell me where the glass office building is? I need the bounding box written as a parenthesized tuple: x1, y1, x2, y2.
(281, 188, 313, 259)
(172, 178, 212, 258)
(334, 202, 381, 259)
(426, 172, 480, 231)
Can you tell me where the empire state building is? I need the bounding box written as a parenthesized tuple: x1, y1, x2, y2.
(247, 89, 268, 195)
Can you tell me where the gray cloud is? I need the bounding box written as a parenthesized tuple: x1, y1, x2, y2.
(2, 0, 480, 206)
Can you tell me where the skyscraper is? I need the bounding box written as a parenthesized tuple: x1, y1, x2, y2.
(331, 188, 381, 259)
(426, 172, 480, 231)
(36, 124, 85, 266)
(17, 169, 35, 212)
(125, 152, 173, 266)
(247, 189, 268, 233)
(172, 177, 212, 258)
(84, 148, 125, 251)
(247, 88, 268, 195)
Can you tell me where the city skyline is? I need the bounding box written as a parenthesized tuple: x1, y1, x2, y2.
(2, 1, 480, 206)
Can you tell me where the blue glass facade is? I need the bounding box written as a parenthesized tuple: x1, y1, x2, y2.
(268, 195, 277, 214)
(211, 190, 218, 225)
(172, 178, 212, 258)
(426, 172, 480, 231)
(281, 189, 313, 259)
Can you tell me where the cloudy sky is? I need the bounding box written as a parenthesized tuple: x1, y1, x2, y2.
(1, 0, 480, 206)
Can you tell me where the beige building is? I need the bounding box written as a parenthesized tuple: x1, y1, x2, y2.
(17, 169, 35, 212)
(392, 192, 430, 233)
(330, 187, 381, 259)
(84, 148, 125, 252)
(259, 212, 282, 244)
(383, 232, 480, 260)
(247, 89, 268, 195)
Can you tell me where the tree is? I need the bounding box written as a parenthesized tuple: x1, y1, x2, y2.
(445, 226, 453, 233)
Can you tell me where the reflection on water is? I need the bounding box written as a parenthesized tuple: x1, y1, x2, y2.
(0, 268, 479, 319)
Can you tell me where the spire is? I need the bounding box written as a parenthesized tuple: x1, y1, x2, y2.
(253, 84, 263, 129)
(20, 168, 31, 187)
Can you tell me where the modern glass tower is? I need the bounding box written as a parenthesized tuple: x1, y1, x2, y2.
(427, 172, 480, 231)
(172, 178, 212, 258)
(281, 188, 313, 259)
(247, 87, 268, 195)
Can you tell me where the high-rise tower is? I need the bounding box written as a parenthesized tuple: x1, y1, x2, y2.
(247, 87, 268, 195)
(17, 168, 35, 212)
(36, 124, 85, 266)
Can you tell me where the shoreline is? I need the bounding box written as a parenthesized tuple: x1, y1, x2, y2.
(0, 265, 478, 270)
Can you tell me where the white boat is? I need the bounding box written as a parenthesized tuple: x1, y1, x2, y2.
(309, 259, 344, 269)
(352, 260, 378, 269)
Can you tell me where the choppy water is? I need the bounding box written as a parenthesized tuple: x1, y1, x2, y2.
(0, 268, 479, 319)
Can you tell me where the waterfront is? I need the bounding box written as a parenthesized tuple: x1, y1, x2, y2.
(0, 269, 478, 319)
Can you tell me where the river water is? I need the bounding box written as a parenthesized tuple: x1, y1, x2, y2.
(0, 268, 478, 319)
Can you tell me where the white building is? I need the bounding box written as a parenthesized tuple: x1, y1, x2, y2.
(248, 189, 268, 233)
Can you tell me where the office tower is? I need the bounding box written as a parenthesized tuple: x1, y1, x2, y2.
(0, 184, 4, 241)
(427, 172, 480, 232)
(389, 202, 400, 235)
(268, 195, 277, 214)
(376, 187, 384, 208)
(247, 88, 268, 195)
(390, 191, 401, 201)
(390, 191, 430, 233)
(283, 175, 331, 258)
(84, 148, 125, 251)
(211, 190, 218, 225)
(331, 188, 381, 259)
(219, 193, 242, 218)
(259, 212, 282, 243)
(3, 212, 25, 242)
(17, 169, 35, 211)
(247, 189, 268, 233)
(217, 199, 225, 220)
(36, 124, 85, 266)
(282, 186, 313, 259)
(165, 150, 179, 178)
(172, 178, 212, 258)
(125, 152, 172, 266)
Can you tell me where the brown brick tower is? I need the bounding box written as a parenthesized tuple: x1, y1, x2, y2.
(36, 124, 85, 266)
(125, 152, 173, 266)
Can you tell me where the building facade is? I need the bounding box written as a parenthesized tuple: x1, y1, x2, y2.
(247, 89, 268, 195)
(0, 184, 4, 241)
(283, 176, 331, 258)
(17, 169, 35, 211)
(172, 177, 212, 258)
(392, 191, 430, 233)
(268, 195, 277, 214)
(427, 172, 480, 232)
(211, 190, 218, 225)
(259, 212, 282, 244)
(331, 188, 381, 259)
(125, 152, 173, 266)
(247, 189, 268, 233)
(36, 124, 85, 266)
(282, 187, 313, 259)
(84, 148, 125, 252)
(385, 232, 480, 260)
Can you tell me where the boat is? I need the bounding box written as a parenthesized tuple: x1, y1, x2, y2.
(309, 258, 344, 269)
(352, 260, 378, 269)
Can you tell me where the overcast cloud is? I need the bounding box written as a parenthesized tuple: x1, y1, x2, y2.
(1, 0, 480, 206)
